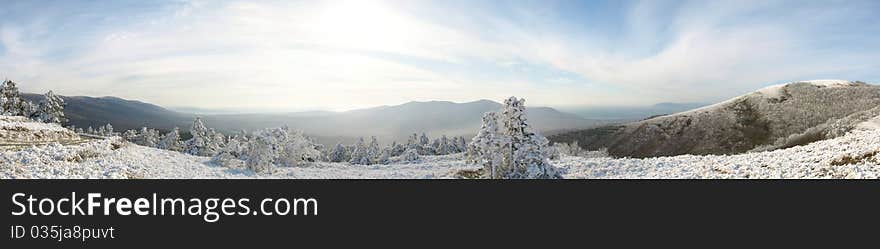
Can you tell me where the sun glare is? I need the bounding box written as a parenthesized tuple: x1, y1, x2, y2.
(312, 1, 410, 50)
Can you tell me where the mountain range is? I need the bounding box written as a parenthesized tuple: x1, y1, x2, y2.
(22, 94, 604, 145)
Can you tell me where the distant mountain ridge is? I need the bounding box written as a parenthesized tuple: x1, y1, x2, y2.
(22, 94, 602, 145)
(550, 80, 880, 158)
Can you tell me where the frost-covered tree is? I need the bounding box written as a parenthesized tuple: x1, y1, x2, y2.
(376, 148, 391, 164)
(185, 117, 213, 156)
(0, 80, 25, 116)
(367, 136, 380, 158)
(35, 91, 67, 124)
(467, 97, 560, 179)
(349, 137, 372, 165)
(122, 129, 139, 142)
(276, 127, 321, 167)
(242, 127, 321, 172)
(136, 127, 160, 147)
(86, 126, 95, 135)
(418, 133, 433, 155)
(244, 129, 278, 173)
(328, 143, 350, 162)
(389, 141, 405, 157)
(157, 127, 182, 151)
(402, 148, 420, 163)
(97, 126, 107, 137)
(104, 124, 114, 137)
(467, 112, 504, 178)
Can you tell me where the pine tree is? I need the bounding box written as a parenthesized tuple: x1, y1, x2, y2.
(467, 97, 560, 179)
(185, 117, 211, 156)
(328, 143, 350, 162)
(402, 148, 420, 163)
(349, 137, 371, 165)
(376, 148, 391, 164)
(36, 91, 67, 124)
(467, 112, 503, 178)
(0, 80, 24, 116)
(158, 127, 182, 151)
(122, 129, 139, 142)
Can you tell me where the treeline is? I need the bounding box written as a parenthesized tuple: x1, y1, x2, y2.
(0, 80, 67, 124)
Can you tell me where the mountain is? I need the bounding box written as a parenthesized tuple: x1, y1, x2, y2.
(22, 94, 601, 145)
(549, 80, 880, 158)
(200, 100, 603, 145)
(22, 94, 193, 132)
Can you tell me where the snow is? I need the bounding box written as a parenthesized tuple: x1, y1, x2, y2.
(2, 108, 880, 179)
(556, 127, 880, 179)
(680, 80, 860, 116)
(0, 139, 480, 179)
(1, 115, 82, 148)
(3, 124, 878, 179)
(0, 115, 69, 133)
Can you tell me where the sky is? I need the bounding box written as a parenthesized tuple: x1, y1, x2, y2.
(1, 0, 879, 112)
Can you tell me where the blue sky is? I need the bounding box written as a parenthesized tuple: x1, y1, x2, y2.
(1, 0, 879, 111)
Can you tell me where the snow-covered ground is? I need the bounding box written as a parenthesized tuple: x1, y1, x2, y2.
(0, 138, 481, 179)
(558, 128, 880, 179)
(2, 112, 879, 179)
(0, 115, 83, 149)
(2, 125, 878, 179)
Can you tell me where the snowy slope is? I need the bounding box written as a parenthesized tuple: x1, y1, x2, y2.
(0, 115, 83, 148)
(551, 80, 880, 158)
(0, 139, 480, 179)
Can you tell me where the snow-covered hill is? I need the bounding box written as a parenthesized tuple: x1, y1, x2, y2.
(0, 115, 84, 150)
(551, 80, 880, 158)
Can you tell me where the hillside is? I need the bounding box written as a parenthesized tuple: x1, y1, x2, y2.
(21, 94, 193, 132)
(0, 115, 88, 152)
(550, 80, 880, 158)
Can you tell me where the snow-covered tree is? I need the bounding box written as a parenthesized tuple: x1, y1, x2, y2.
(349, 137, 372, 165)
(389, 141, 405, 157)
(327, 143, 350, 162)
(104, 124, 114, 137)
(367, 136, 380, 159)
(157, 127, 182, 151)
(376, 148, 391, 164)
(97, 126, 107, 137)
(242, 127, 321, 172)
(136, 127, 160, 147)
(467, 97, 560, 179)
(402, 148, 420, 163)
(184, 117, 213, 156)
(0, 80, 25, 116)
(86, 126, 95, 135)
(467, 112, 504, 178)
(418, 133, 433, 155)
(276, 128, 321, 167)
(244, 129, 278, 173)
(35, 91, 67, 124)
(122, 129, 139, 142)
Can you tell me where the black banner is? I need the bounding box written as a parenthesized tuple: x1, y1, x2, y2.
(2, 180, 879, 247)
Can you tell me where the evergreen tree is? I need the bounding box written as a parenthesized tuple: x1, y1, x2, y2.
(36, 91, 67, 124)
(185, 117, 211, 156)
(0, 80, 24, 116)
(328, 143, 350, 162)
(158, 127, 182, 151)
